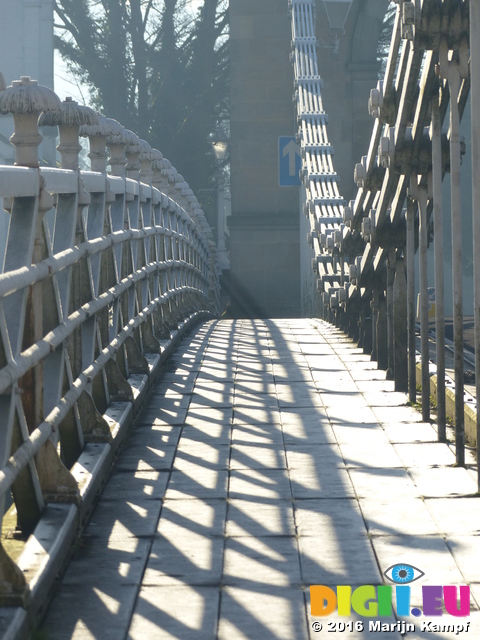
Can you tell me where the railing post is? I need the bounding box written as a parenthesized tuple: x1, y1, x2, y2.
(440, 42, 466, 465)
(41, 99, 101, 465)
(414, 179, 431, 422)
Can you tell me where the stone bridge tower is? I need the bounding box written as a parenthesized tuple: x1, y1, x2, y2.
(0, 0, 55, 165)
(228, 0, 388, 318)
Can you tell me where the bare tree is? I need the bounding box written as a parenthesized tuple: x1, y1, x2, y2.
(377, 1, 397, 79)
(54, 0, 229, 196)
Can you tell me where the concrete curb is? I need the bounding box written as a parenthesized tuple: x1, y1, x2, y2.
(415, 362, 477, 446)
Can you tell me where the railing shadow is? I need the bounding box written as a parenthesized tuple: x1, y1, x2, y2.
(40, 319, 478, 640)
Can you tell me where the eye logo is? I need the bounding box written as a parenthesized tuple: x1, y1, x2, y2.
(384, 563, 424, 584)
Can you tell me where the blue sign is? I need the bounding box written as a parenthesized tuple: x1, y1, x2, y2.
(279, 136, 302, 187)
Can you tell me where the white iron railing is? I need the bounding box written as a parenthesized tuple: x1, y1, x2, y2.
(0, 74, 219, 616)
(291, 0, 475, 477)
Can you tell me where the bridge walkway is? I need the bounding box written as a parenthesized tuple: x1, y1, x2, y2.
(40, 319, 480, 640)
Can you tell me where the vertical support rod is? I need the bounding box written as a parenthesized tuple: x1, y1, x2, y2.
(386, 248, 395, 380)
(432, 91, 446, 441)
(363, 304, 372, 354)
(217, 178, 228, 271)
(394, 256, 408, 392)
(406, 199, 416, 403)
(471, 0, 480, 489)
(377, 294, 388, 370)
(371, 292, 378, 362)
(449, 63, 465, 465)
(417, 182, 430, 422)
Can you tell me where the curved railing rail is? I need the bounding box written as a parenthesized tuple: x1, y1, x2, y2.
(0, 75, 219, 622)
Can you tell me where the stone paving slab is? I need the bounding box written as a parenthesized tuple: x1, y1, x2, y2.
(285, 443, 345, 469)
(347, 467, 420, 499)
(408, 466, 478, 497)
(115, 444, 177, 472)
(282, 421, 337, 445)
(165, 468, 229, 500)
(371, 535, 470, 609)
(295, 497, 366, 537)
(128, 585, 220, 640)
(43, 583, 141, 640)
(142, 532, 225, 586)
(41, 319, 480, 640)
(174, 442, 231, 471)
(232, 424, 285, 444)
(184, 406, 233, 428)
(233, 407, 282, 425)
(218, 586, 310, 640)
(333, 423, 390, 444)
(341, 442, 405, 469)
(234, 392, 279, 407)
(382, 422, 438, 443)
(230, 443, 288, 470)
(289, 465, 356, 499)
(360, 497, 441, 536)
(100, 469, 170, 502)
(223, 536, 302, 586)
(180, 424, 231, 445)
(393, 442, 457, 467)
(298, 534, 383, 585)
(226, 499, 296, 537)
(229, 469, 293, 500)
(446, 536, 480, 584)
(326, 404, 380, 424)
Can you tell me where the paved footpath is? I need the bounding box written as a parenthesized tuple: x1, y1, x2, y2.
(41, 319, 480, 640)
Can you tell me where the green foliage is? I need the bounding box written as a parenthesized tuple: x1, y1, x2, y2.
(54, 0, 229, 203)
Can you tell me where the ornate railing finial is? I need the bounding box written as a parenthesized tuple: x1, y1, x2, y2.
(0, 76, 61, 167)
(39, 97, 98, 170)
(105, 118, 128, 176)
(79, 113, 110, 173)
(124, 129, 142, 179)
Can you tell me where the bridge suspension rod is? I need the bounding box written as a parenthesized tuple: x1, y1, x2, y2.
(291, 0, 477, 478)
